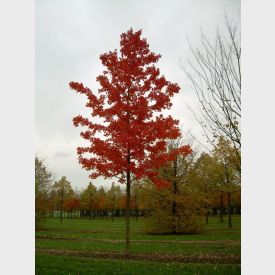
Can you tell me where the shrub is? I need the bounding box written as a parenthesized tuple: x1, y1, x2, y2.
(144, 190, 204, 234)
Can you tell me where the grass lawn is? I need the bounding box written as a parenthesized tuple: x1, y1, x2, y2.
(36, 254, 241, 275)
(36, 215, 241, 274)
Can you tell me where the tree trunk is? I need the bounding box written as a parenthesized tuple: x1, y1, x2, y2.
(205, 210, 209, 224)
(125, 167, 131, 255)
(171, 157, 178, 233)
(172, 157, 178, 216)
(227, 192, 232, 228)
(60, 188, 64, 223)
(125, 97, 131, 255)
(135, 207, 138, 221)
(220, 194, 224, 223)
(111, 208, 114, 222)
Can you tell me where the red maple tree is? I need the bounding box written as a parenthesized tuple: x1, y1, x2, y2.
(69, 28, 191, 253)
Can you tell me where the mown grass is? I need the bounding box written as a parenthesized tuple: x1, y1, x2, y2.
(36, 238, 240, 256)
(36, 254, 241, 275)
(36, 215, 240, 241)
(36, 215, 240, 274)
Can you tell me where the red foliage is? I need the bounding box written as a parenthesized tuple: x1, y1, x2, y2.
(95, 196, 106, 210)
(69, 29, 191, 187)
(64, 198, 80, 212)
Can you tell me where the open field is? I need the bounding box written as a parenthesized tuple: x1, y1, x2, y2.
(36, 215, 241, 274)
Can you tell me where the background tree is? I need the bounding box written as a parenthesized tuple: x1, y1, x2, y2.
(145, 144, 204, 234)
(130, 181, 143, 221)
(96, 186, 107, 218)
(64, 197, 80, 219)
(183, 16, 241, 173)
(193, 152, 224, 223)
(80, 182, 97, 219)
(52, 176, 74, 223)
(107, 183, 122, 222)
(213, 136, 240, 228)
(144, 180, 204, 234)
(165, 139, 194, 224)
(69, 28, 191, 254)
(35, 157, 53, 221)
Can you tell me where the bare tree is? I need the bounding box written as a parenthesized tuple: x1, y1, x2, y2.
(183, 15, 241, 173)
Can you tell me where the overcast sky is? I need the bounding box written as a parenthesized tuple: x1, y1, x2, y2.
(35, 0, 240, 191)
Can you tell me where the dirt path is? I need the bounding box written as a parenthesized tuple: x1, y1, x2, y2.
(36, 248, 240, 264)
(36, 235, 240, 246)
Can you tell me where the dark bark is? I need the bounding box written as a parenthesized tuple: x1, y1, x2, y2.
(125, 159, 131, 254)
(60, 187, 64, 223)
(172, 157, 178, 216)
(135, 207, 138, 221)
(224, 163, 233, 228)
(220, 194, 224, 223)
(171, 157, 178, 233)
(125, 90, 131, 254)
(227, 192, 232, 228)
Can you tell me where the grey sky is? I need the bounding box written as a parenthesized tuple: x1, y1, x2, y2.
(35, 0, 240, 191)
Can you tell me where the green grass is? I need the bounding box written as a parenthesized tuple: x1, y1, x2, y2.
(36, 215, 240, 241)
(36, 215, 241, 274)
(36, 254, 241, 275)
(36, 238, 240, 256)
